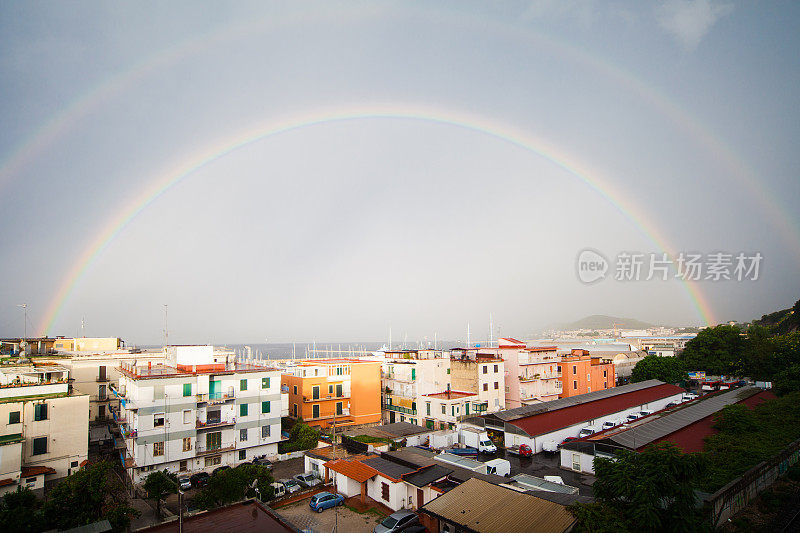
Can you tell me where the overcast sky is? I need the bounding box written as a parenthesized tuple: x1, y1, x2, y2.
(1, 1, 798, 345)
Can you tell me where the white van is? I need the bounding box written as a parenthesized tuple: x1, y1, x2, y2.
(270, 482, 286, 499)
(484, 458, 511, 477)
(626, 412, 641, 422)
(639, 409, 653, 417)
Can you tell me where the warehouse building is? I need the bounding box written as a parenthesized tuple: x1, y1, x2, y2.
(560, 385, 776, 474)
(467, 379, 685, 453)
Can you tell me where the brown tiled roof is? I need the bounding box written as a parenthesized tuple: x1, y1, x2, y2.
(0, 478, 16, 487)
(21, 465, 56, 477)
(80, 459, 89, 467)
(324, 459, 379, 483)
(305, 446, 358, 461)
(421, 477, 576, 533)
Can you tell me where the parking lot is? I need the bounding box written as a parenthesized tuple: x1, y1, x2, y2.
(276, 495, 387, 533)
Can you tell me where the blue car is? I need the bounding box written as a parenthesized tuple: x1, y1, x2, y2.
(309, 492, 344, 512)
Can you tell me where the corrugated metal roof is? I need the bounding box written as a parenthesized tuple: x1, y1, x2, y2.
(361, 456, 414, 481)
(402, 464, 453, 487)
(605, 386, 762, 450)
(507, 474, 579, 495)
(421, 477, 576, 533)
(508, 383, 684, 438)
(485, 379, 668, 422)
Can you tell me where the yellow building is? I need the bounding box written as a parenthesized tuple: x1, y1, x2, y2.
(281, 359, 381, 430)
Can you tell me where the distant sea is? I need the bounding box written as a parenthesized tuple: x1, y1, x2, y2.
(140, 341, 463, 359)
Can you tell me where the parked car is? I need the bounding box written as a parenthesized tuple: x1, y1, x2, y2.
(294, 472, 321, 488)
(212, 465, 231, 477)
(270, 482, 286, 499)
(190, 472, 210, 488)
(309, 491, 344, 512)
(601, 421, 617, 431)
(578, 427, 596, 438)
(252, 456, 273, 469)
(178, 475, 192, 491)
(506, 444, 532, 457)
(639, 409, 653, 417)
(626, 412, 641, 422)
(682, 392, 698, 402)
(373, 509, 420, 533)
(665, 402, 679, 409)
(559, 436, 578, 447)
(280, 478, 301, 493)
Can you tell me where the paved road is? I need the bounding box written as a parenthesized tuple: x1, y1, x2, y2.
(272, 457, 306, 481)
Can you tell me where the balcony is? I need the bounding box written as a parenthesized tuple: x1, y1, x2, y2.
(195, 441, 236, 456)
(96, 375, 110, 383)
(382, 403, 417, 416)
(307, 409, 351, 422)
(121, 425, 137, 440)
(196, 392, 235, 405)
(303, 394, 350, 403)
(196, 417, 236, 430)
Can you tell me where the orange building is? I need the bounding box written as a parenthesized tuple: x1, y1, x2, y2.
(558, 349, 615, 398)
(281, 359, 381, 430)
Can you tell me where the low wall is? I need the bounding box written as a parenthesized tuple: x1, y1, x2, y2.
(704, 437, 800, 525)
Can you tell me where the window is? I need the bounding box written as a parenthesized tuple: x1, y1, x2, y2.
(446, 368, 450, 374)
(183, 383, 192, 397)
(336, 402, 343, 415)
(400, 415, 405, 422)
(240, 429, 248, 442)
(604, 382, 608, 389)
(494, 365, 498, 373)
(382, 483, 390, 501)
(483, 366, 488, 374)
(411, 368, 416, 381)
(183, 410, 191, 424)
(262, 425, 270, 438)
(494, 382, 499, 390)
(441, 404, 446, 414)
(312, 386, 320, 400)
(293, 385, 297, 395)
(262, 401, 270, 414)
(262, 377, 270, 389)
(312, 404, 320, 419)
(9, 411, 20, 424)
(153, 442, 164, 456)
(32, 437, 47, 455)
(240, 379, 248, 391)
(26, 477, 36, 484)
(205, 455, 221, 467)
(183, 437, 192, 451)
(483, 383, 488, 392)
(154, 414, 165, 427)
(336, 384, 343, 397)
(240, 403, 249, 417)
(588, 386, 592, 392)
(603, 370, 607, 378)
(573, 380, 578, 390)
(71, 461, 78, 468)
(426, 403, 431, 416)
(293, 404, 298, 417)
(179, 460, 187, 471)
(207, 431, 222, 450)
(465, 403, 470, 415)
(34, 403, 47, 421)
(557, 365, 561, 373)
(573, 365, 577, 375)
(329, 385, 334, 394)
(587, 374, 590, 382)
(239, 450, 246, 461)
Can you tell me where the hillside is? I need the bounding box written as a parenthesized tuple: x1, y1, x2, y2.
(752, 299, 800, 334)
(549, 314, 654, 331)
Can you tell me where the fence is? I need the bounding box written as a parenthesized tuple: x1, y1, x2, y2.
(704, 437, 800, 525)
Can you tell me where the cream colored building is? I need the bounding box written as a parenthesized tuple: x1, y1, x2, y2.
(0, 365, 89, 495)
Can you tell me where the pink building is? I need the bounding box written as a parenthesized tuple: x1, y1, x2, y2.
(498, 338, 563, 408)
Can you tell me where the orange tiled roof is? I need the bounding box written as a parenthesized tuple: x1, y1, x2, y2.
(324, 459, 380, 483)
(21, 466, 56, 477)
(80, 459, 89, 467)
(0, 478, 16, 487)
(424, 390, 477, 400)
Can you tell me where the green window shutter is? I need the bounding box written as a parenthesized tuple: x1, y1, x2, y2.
(262, 377, 270, 389)
(262, 401, 270, 414)
(240, 379, 248, 391)
(240, 403, 248, 417)
(447, 368, 450, 374)
(411, 368, 416, 381)
(183, 383, 192, 397)
(465, 403, 470, 415)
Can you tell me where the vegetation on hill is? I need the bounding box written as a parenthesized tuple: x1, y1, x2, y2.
(751, 299, 800, 334)
(550, 315, 654, 331)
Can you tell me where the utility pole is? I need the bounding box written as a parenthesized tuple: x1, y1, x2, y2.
(332, 409, 338, 533)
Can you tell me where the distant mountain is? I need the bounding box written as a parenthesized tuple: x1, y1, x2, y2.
(548, 315, 655, 331)
(752, 299, 800, 334)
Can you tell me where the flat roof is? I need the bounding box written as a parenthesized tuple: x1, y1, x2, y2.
(508, 474, 579, 495)
(361, 456, 415, 481)
(402, 464, 453, 487)
(344, 422, 431, 440)
(421, 477, 577, 533)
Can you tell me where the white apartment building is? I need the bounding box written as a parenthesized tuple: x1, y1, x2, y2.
(113, 345, 282, 484)
(381, 350, 451, 427)
(449, 349, 506, 413)
(419, 391, 480, 429)
(0, 364, 89, 495)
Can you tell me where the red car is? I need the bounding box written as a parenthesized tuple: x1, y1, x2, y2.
(506, 444, 533, 457)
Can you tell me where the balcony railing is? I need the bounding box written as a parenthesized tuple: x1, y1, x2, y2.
(307, 409, 351, 422)
(303, 394, 350, 402)
(196, 392, 235, 404)
(196, 417, 236, 430)
(382, 403, 416, 415)
(195, 441, 236, 456)
(96, 376, 110, 383)
(121, 425, 137, 440)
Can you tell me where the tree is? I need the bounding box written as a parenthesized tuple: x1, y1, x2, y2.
(0, 487, 44, 533)
(42, 461, 138, 532)
(279, 420, 320, 453)
(679, 325, 748, 376)
(631, 355, 686, 384)
(569, 442, 707, 533)
(143, 470, 178, 518)
(194, 464, 274, 510)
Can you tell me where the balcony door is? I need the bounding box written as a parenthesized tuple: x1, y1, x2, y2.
(207, 431, 222, 451)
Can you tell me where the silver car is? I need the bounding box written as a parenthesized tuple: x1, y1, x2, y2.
(373, 509, 419, 533)
(294, 472, 321, 488)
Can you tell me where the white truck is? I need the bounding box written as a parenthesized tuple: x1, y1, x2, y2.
(460, 427, 497, 454)
(484, 458, 511, 477)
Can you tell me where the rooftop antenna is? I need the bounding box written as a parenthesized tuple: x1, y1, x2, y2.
(81, 316, 86, 338)
(489, 313, 494, 348)
(389, 327, 392, 350)
(16, 304, 28, 341)
(434, 331, 438, 350)
(163, 304, 169, 347)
